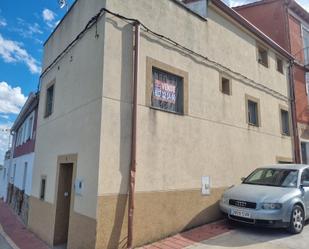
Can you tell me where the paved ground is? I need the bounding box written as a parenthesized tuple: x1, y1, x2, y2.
(186, 222, 309, 249)
(1, 198, 309, 249)
(0, 200, 50, 249)
(141, 220, 309, 249)
(0, 234, 13, 249)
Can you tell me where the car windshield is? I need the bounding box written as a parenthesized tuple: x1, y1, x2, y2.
(243, 168, 298, 188)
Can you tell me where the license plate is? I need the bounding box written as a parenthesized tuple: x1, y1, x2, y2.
(230, 208, 251, 218)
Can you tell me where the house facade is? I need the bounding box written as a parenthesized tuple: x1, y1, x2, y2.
(6, 92, 39, 225)
(0, 150, 11, 201)
(29, 0, 294, 248)
(234, 0, 309, 164)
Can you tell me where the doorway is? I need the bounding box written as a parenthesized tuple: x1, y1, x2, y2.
(54, 163, 74, 246)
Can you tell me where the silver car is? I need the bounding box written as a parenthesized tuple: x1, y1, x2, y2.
(220, 164, 309, 234)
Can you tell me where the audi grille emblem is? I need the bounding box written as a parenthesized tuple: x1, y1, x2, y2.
(235, 201, 246, 207)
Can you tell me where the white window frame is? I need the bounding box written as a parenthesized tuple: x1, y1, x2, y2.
(301, 24, 309, 65)
(23, 121, 27, 143)
(27, 112, 34, 140)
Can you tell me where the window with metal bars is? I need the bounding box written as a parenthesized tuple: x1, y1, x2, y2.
(151, 68, 184, 114)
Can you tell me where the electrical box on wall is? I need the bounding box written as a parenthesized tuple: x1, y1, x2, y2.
(74, 179, 84, 196)
(202, 176, 211, 195)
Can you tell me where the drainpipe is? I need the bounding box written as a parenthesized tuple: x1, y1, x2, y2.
(289, 60, 301, 163)
(127, 21, 140, 249)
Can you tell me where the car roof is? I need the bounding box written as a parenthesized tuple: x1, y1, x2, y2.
(260, 164, 309, 171)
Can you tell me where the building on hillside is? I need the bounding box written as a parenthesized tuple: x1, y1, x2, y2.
(234, 0, 309, 163)
(6, 92, 39, 225)
(0, 150, 11, 201)
(29, 0, 294, 248)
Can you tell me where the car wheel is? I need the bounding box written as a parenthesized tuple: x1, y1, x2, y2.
(289, 205, 304, 234)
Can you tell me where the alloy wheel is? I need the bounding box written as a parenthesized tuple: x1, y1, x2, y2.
(289, 205, 304, 234)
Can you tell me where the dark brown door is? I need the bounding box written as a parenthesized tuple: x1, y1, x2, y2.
(54, 163, 73, 245)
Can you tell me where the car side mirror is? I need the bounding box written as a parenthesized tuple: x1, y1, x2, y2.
(241, 177, 246, 182)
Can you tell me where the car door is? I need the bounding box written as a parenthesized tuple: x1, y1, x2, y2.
(300, 168, 309, 214)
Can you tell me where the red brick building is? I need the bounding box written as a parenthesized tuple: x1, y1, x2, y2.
(235, 0, 309, 163)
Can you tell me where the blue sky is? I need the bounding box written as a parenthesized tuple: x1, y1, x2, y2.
(0, 0, 309, 162)
(0, 0, 74, 161)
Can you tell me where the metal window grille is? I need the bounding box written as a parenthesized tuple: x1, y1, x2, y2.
(151, 68, 184, 114)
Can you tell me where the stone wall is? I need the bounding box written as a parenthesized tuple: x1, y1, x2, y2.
(7, 184, 30, 225)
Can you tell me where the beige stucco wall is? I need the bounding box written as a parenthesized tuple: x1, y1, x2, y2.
(98, 0, 293, 196)
(30, 0, 295, 247)
(30, 0, 107, 222)
(42, 0, 107, 70)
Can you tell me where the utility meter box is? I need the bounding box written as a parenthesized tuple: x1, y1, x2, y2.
(75, 179, 84, 196)
(202, 176, 211, 195)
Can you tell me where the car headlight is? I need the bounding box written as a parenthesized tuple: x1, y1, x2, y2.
(261, 203, 282, 209)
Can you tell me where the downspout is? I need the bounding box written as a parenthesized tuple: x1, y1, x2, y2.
(284, 0, 301, 163)
(127, 21, 140, 249)
(289, 60, 301, 163)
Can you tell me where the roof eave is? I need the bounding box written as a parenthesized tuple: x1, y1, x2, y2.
(11, 93, 39, 132)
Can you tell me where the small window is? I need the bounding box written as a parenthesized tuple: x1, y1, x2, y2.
(151, 68, 184, 114)
(305, 73, 309, 96)
(22, 162, 28, 190)
(19, 127, 23, 145)
(179, 0, 207, 18)
(45, 84, 54, 117)
(280, 109, 290, 136)
(277, 58, 283, 74)
(247, 99, 259, 126)
(40, 176, 46, 200)
(12, 164, 16, 183)
(220, 76, 231, 95)
(301, 142, 308, 164)
(258, 46, 268, 67)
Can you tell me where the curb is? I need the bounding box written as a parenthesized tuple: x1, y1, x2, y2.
(138, 219, 233, 249)
(0, 223, 20, 249)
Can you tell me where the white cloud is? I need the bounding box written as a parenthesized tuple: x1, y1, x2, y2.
(42, 8, 55, 22)
(0, 81, 25, 162)
(0, 115, 9, 119)
(0, 17, 6, 27)
(296, 0, 309, 12)
(0, 34, 41, 74)
(11, 19, 43, 44)
(229, 0, 308, 10)
(0, 81, 27, 114)
(229, 0, 260, 7)
(0, 122, 12, 163)
(42, 8, 58, 28)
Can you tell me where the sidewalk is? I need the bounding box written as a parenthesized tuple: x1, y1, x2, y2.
(138, 220, 233, 249)
(0, 199, 232, 249)
(0, 200, 50, 249)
